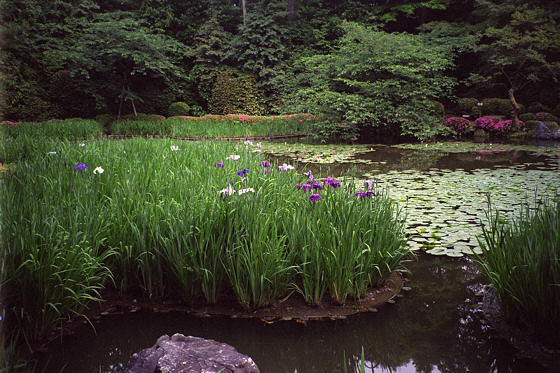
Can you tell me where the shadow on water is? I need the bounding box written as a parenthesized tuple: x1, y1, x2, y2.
(34, 255, 544, 372)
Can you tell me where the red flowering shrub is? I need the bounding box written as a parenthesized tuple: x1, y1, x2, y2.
(443, 117, 472, 134)
(474, 116, 524, 134)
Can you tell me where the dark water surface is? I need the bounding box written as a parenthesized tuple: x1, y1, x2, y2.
(35, 255, 542, 372)
(34, 141, 559, 372)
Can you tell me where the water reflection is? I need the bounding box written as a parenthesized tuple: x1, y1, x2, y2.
(34, 255, 544, 372)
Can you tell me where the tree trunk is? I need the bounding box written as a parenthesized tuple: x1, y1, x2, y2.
(286, 0, 296, 21)
(508, 87, 521, 127)
(241, 0, 246, 26)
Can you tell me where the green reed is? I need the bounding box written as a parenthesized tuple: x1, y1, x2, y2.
(2, 136, 408, 347)
(1, 119, 102, 141)
(111, 119, 174, 136)
(168, 113, 317, 138)
(472, 197, 560, 343)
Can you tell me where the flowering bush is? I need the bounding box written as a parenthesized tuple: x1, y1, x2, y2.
(443, 117, 472, 134)
(474, 116, 524, 134)
(535, 112, 559, 122)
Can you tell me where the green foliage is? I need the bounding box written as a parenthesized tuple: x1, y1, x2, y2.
(372, 0, 454, 23)
(111, 118, 173, 136)
(519, 112, 535, 122)
(472, 197, 560, 344)
(481, 98, 512, 116)
(455, 97, 479, 115)
(468, 2, 560, 119)
(187, 13, 233, 106)
(1, 137, 409, 344)
(1, 119, 102, 142)
(230, 9, 289, 109)
(209, 71, 262, 115)
(291, 22, 456, 140)
(168, 102, 190, 117)
(52, 11, 188, 115)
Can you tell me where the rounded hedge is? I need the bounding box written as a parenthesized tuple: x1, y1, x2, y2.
(168, 102, 190, 117)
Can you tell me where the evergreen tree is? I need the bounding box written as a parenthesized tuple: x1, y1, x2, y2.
(230, 8, 289, 111)
(188, 13, 233, 108)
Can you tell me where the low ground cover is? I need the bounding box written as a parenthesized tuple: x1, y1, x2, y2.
(0, 136, 408, 347)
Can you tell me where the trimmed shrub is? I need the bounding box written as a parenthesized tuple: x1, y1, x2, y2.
(534, 112, 559, 122)
(543, 121, 559, 132)
(456, 97, 478, 115)
(122, 113, 165, 122)
(168, 102, 190, 117)
(429, 100, 445, 119)
(481, 98, 511, 117)
(442, 116, 472, 134)
(209, 71, 262, 115)
(519, 112, 536, 122)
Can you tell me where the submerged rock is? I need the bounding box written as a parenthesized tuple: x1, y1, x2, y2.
(127, 333, 260, 373)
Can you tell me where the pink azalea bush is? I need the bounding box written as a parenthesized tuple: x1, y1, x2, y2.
(443, 116, 472, 134)
(474, 116, 525, 134)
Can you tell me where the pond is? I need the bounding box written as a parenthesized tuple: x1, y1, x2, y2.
(34, 140, 560, 372)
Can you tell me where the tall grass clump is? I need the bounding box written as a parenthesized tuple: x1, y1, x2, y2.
(169, 113, 318, 138)
(472, 197, 560, 344)
(1, 119, 102, 141)
(111, 118, 174, 136)
(1, 136, 409, 348)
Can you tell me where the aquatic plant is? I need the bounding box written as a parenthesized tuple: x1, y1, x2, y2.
(472, 197, 560, 343)
(1, 136, 409, 345)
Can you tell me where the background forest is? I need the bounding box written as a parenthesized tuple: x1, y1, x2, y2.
(1, 0, 559, 140)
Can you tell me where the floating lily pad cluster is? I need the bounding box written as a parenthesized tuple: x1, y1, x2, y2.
(264, 141, 560, 257)
(365, 166, 559, 256)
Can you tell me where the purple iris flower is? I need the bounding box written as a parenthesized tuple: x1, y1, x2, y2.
(302, 183, 312, 192)
(354, 190, 366, 198)
(296, 183, 302, 189)
(309, 193, 323, 202)
(215, 162, 224, 168)
(74, 163, 88, 171)
(354, 189, 375, 198)
(363, 180, 373, 188)
(236, 169, 251, 177)
(260, 161, 269, 167)
(304, 170, 312, 178)
(323, 176, 341, 189)
(312, 181, 323, 190)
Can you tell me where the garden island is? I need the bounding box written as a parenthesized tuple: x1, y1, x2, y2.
(1, 0, 559, 372)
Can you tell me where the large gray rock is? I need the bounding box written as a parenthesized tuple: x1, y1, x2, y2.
(127, 334, 260, 373)
(532, 121, 552, 139)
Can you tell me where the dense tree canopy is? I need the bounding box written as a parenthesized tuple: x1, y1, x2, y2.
(0, 0, 558, 139)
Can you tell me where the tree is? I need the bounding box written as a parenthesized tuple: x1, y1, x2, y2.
(52, 11, 187, 117)
(468, 1, 560, 125)
(291, 22, 456, 141)
(230, 8, 289, 111)
(188, 13, 233, 109)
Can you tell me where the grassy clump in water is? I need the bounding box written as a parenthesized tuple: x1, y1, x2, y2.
(473, 197, 560, 344)
(1, 136, 408, 348)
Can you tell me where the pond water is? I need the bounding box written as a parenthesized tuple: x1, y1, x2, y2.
(34, 141, 559, 372)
